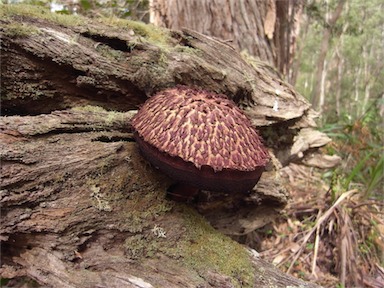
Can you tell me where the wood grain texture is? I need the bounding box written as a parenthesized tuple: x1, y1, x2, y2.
(0, 109, 318, 288)
(150, 0, 304, 77)
(150, 0, 274, 63)
(0, 5, 326, 287)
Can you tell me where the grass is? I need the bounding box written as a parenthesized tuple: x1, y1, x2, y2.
(321, 105, 384, 200)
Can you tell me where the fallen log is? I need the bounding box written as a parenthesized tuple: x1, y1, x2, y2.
(1, 4, 324, 287)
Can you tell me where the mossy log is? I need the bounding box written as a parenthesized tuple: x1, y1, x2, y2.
(0, 108, 318, 288)
(1, 4, 323, 287)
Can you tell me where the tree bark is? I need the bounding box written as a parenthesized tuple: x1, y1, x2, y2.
(0, 108, 321, 288)
(0, 4, 328, 287)
(149, 0, 304, 76)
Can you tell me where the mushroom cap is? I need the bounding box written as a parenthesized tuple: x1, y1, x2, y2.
(132, 86, 269, 192)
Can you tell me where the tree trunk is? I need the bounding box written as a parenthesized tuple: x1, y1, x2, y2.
(335, 48, 343, 117)
(1, 4, 330, 287)
(289, 5, 309, 87)
(310, 0, 346, 111)
(354, 66, 361, 115)
(149, 0, 303, 76)
(362, 44, 373, 114)
(319, 59, 327, 111)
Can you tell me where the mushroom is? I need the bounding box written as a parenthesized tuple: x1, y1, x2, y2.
(132, 86, 269, 200)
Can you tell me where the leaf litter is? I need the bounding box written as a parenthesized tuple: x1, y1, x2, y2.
(249, 163, 384, 288)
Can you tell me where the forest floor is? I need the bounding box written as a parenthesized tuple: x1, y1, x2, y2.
(254, 163, 384, 288)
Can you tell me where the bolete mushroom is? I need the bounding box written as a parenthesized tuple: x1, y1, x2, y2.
(132, 86, 269, 199)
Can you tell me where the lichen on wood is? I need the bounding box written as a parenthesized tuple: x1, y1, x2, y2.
(0, 108, 319, 287)
(1, 4, 333, 167)
(1, 5, 325, 287)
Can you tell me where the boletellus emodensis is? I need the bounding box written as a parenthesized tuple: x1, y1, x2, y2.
(132, 86, 270, 201)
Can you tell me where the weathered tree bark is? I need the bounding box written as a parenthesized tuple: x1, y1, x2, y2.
(149, 0, 304, 76)
(0, 4, 328, 287)
(0, 108, 318, 288)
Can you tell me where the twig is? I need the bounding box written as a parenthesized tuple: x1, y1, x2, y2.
(287, 189, 358, 274)
(311, 209, 322, 277)
(340, 221, 348, 286)
(352, 200, 384, 210)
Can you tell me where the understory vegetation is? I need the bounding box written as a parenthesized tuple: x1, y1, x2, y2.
(258, 1, 383, 286)
(256, 110, 383, 287)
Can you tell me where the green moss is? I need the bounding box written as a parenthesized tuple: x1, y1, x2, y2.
(240, 50, 280, 75)
(1, 4, 85, 27)
(125, 234, 148, 258)
(102, 147, 253, 286)
(124, 232, 166, 259)
(173, 45, 203, 57)
(95, 43, 124, 61)
(177, 207, 255, 287)
(99, 17, 171, 48)
(4, 82, 47, 101)
(4, 22, 41, 37)
(85, 151, 134, 211)
(120, 187, 173, 233)
(80, 139, 254, 285)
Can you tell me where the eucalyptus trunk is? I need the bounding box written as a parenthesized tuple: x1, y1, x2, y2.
(311, 0, 346, 112)
(149, 0, 304, 76)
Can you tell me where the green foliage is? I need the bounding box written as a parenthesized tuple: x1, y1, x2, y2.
(322, 105, 384, 200)
(297, 0, 384, 119)
(0, 278, 10, 286)
(297, 0, 384, 201)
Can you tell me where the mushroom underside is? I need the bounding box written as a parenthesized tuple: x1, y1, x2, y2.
(134, 132, 265, 194)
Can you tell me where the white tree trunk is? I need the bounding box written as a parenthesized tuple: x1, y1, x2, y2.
(336, 52, 343, 117)
(319, 59, 327, 113)
(362, 44, 373, 114)
(310, 0, 346, 111)
(354, 66, 361, 116)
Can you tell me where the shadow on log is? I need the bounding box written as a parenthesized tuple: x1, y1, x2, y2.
(1, 4, 325, 287)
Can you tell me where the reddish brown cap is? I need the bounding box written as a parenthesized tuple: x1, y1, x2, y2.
(132, 86, 269, 193)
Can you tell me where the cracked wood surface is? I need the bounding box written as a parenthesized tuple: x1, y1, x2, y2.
(1, 5, 323, 287)
(1, 109, 319, 288)
(2, 6, 312, 127)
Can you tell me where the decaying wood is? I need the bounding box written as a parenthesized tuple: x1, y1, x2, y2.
(2, 6, 312, 127)
(1, 5, 326, 287)
(0, 5, 333, 165)
(1, 109, 318, 288)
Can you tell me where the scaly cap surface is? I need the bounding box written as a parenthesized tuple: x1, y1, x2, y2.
(132, 86, 269, 172)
